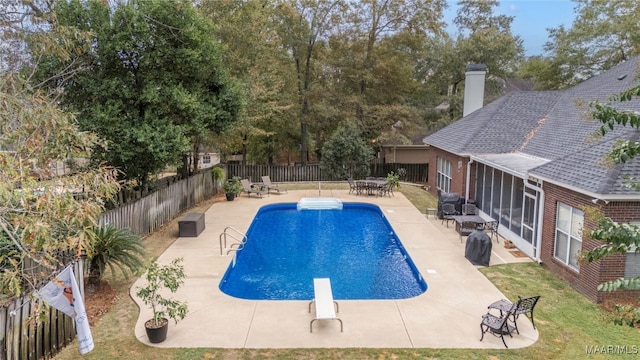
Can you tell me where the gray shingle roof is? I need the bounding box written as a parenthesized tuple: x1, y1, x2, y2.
(423, 91, 563, 155)
(423, 57, 640, 198)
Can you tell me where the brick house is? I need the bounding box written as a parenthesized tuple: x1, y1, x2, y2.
(423, 59, 640, 302)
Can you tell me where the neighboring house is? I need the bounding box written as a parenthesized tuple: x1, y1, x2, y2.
(376, 145, 430, 164)
(423, 59, 640, 302)
(197, 152, 220, 170)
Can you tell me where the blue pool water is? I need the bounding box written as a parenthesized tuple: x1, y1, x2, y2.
(219, 202, 428, 300)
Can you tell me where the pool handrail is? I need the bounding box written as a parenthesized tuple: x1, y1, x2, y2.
(219, 226, 248, 255)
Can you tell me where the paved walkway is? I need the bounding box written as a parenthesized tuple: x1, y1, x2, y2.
(130, 189, 537, 349)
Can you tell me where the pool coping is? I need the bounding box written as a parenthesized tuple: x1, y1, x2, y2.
(130, 189, 538, 349)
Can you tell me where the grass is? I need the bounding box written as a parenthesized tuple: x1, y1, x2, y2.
(54, 182, 639, 360)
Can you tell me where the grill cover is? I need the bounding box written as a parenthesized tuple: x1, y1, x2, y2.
(465, 227, 492, 266)
(437, 191, 462, 218)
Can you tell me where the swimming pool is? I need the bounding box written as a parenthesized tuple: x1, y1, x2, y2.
(219, 201, 428, 300)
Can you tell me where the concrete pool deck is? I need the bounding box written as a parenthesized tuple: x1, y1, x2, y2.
(130, 189, 538, 349)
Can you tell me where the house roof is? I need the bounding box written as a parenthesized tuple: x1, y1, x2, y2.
(423, 57, 640, 199)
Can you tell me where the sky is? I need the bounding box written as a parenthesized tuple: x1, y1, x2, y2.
(444, 0, 577, 56)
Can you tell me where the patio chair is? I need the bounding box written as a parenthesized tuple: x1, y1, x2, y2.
(378, 181, 394, 197)
(240, 179, 268, 198)
(462, 203, 478, 215)
(487, 295, 540, 331)
(480, 301, 518, 348)
(261, 176, 287, 194)
(484, 220, 499, 243)
(347, 178, 357, 194)
(458, 220, 477, 243)
(441, 203, 458, 227)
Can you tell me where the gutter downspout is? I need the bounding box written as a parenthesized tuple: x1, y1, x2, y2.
(465, 159, 474, 204)
(524, 178, 544, 264)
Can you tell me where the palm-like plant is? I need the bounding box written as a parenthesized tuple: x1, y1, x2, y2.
(86, 223, 145, 292)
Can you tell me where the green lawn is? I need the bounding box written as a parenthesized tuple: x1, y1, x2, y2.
(54, 183, 638, 360)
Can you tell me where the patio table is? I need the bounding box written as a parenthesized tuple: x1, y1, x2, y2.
(451, 215, 488, 235)
(355, 180, 387, 196)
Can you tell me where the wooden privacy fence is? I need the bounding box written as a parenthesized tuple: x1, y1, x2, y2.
(0, 171, 217, 360)
(225, 163, 428, 183)
(0, 260, 85, 360)
(99, 170, 215, 236)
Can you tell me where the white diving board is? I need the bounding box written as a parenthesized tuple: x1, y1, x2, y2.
(308, 278, 343, 332)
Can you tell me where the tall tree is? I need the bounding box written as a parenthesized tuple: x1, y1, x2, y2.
(275, 0, 344, 165)
(0, 75, 120, 297)
(199, 0, 297, 165)
(530, 0, 640, 90)
(323, 0, 446, 147)
(33, 0, 243, 186)
(453, 0, 524, 90)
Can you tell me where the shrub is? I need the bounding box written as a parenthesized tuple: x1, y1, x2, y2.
(86, 223, 145, 292)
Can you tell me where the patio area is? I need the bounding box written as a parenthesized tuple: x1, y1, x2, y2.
(130, 189, 537, 349)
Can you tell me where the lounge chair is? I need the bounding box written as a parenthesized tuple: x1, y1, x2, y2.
(309, 278, 343, 332)
(240, 179, 267, 198)
(261, 176, 287, 194)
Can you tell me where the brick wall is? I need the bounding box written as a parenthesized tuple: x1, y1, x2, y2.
(426, 147, 469, 197)
(540, 183, 640, 302)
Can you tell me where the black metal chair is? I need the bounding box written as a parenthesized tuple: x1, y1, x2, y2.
(462, 203, 478, 215)
(441, 203, 458, 227)
(480, 300, 519, 348)
(458, 220, 477, 243)
(347, 178, 357, 194)
(488, 295, 541, 332)
(378, 182, 393, 197)
(484, 220, 499, 243)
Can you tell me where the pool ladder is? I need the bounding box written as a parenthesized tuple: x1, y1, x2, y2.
(219, 226, 247, 255)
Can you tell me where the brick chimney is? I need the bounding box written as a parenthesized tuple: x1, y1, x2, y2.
(463, 64, 487, 117)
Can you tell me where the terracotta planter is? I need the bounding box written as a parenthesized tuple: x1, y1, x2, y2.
(145, 318, 169, 343)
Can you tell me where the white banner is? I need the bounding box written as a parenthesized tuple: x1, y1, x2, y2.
(39, 266, 94, 355)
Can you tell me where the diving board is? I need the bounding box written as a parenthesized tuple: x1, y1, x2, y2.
(309, 278, 343, 332)
(297, 197, 343, 210)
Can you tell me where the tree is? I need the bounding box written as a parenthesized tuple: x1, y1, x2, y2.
(583, 83, 640, 292)
(533, 0, 640, 89)
(86, 223, 145, 293)
(33, 0, 243, 186)
(416, 0, 524, 122)
(199, 0, 297, 165)
(0, 75, 120, 298)
(275, 0, 344, 165)
(453, 0, 524, 94)
(320, 122, 374, 179)
(321, 0, 446, 148)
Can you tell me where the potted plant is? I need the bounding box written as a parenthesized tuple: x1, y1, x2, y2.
(223, 176, 242, 201)
(135, 257, 188, 343)
(211, 166, 225, 193)
(386, 171, 401, 189)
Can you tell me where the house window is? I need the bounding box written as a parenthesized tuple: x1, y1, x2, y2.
(436, 158, 452, 193)
(202, 155, 211, 164)
(554, 202, 583, 271)
(625, 222, 640, 278)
